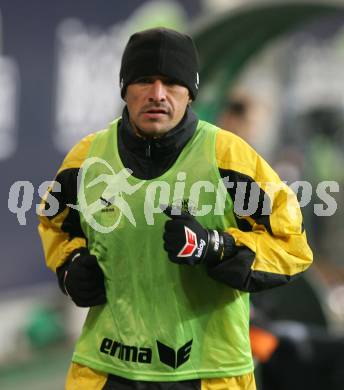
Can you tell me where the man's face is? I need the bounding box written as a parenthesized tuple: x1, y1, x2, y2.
(125, 75, 191, 138)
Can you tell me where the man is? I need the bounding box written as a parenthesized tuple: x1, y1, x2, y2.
(38, 27, 313, 390)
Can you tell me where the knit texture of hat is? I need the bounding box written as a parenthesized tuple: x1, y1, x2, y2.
(119, 27, 200, 100)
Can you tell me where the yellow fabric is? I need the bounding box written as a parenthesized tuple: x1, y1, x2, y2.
(57, 132, 97, 174)
(65, 362, 108, 390)
(215, 129, 313, 276)
(65, 362, 255, 390)
(201, 372, 256, 390)
(38, 208, 86, 272)
(38, 132, 96, 272)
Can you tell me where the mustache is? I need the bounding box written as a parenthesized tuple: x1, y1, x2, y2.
(141, 102, 171, 114)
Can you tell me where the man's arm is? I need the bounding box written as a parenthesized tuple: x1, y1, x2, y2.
(37, 134, 96, 271)
(208, 129, 313, 292)
(38, 133, 106, 307)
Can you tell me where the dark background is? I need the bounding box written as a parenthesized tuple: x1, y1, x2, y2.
(0, 0, 202, 291)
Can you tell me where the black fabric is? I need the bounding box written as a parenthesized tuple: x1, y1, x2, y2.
(207, 246, 255, 291)
(118, 106, 198, 180)
(103, 374, 200, 390)
(207, 245, 300, 292)
(222, 232, 237, 259)
(206, 170, 303, 292)
(219, 168, 273, 235)
(56, 248, 106, 307)
(44, 168, 85, 239)
(119, 27, 199, 100)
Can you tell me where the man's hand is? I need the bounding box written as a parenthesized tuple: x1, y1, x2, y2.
(56, 248, 106, 307)
(163, 206, 225, 266)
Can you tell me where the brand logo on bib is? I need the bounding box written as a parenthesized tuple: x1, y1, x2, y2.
(100, 338, 152, 364)
(156, 339, 193, 369)
(100, 196, 116, 212)
(99, 337, 193, 369)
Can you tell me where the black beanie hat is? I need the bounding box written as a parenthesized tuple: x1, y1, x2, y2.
(119, 27, 200, 100)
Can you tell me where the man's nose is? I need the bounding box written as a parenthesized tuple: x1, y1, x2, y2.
(148, 80, 167, 101)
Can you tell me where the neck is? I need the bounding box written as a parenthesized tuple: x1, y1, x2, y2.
(118, 106, 199, 179)
(128, 119, 161, 140)
(120, 105, 198, 150)
(122, 106, 191, 141)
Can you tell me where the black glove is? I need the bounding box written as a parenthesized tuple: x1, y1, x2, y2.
(163, 206, 227, 266)
(56, 248, 106, 307)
